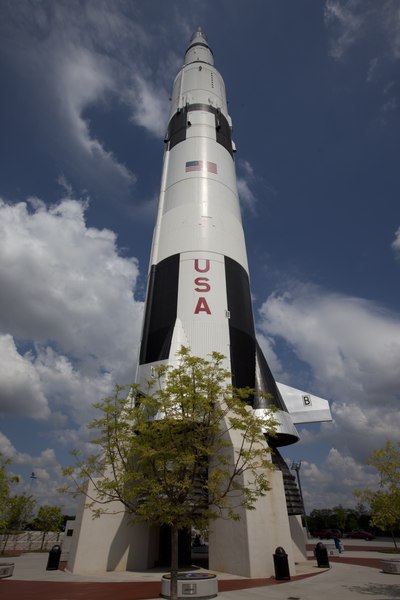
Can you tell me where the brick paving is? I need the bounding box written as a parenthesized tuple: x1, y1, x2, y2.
(0, 544, 393, 600)
(0, 572, 320, 600)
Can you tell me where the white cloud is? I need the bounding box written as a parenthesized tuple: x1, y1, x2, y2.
(0, 432, 19, 460)
(392, 226, 400, 255)
(259, 283, 400, 402)
(236, 159, 258, 213)
(324, 0, 366, 60)
(240, 160, 255, 179)
(325, 0, 400, 63)
(0, 432, 72, 510)
(295, 448, 379, 509)
(256, 332, 288, 381)
(236, 159, 277, 214)
(0, 335, 49, 419)
(258, 282, 400, 475)
(56, 46, 135, 184)
(324, 1, 400, 124)
(0, 197, 143, 425)
(33, 347, 114, 425)
(382, 1, 400, 59)
(0, 1, 178, 199)
(128, 74, 169, 138)
(237, 178, 257, 213)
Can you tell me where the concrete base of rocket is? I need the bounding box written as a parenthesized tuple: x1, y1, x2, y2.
(66, 480, 158, 574)
(67, 464, 306, 578)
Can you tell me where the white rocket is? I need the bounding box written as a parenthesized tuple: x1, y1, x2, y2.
(137, 29, 330, 447)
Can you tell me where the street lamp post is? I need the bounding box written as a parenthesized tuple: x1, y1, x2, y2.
(29, 472, 37, 490)
(291, 460, 309, 538)
(17, 472, 37, 532)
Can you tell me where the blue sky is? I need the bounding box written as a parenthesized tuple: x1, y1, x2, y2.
(1, 0, 399, 515)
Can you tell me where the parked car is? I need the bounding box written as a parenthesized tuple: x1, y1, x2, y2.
(312, 529, 342, 539)
(344, 530, 375, 540)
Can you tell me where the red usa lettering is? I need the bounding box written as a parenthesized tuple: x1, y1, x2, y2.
(194, 277, 211, 292)
(194, 297, 211, 315)
(194, 259, 211, 315)
(194, 259, 210, 273)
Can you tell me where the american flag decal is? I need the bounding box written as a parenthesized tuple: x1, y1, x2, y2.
(185, 161, 218, 174)
(185, 160, 202, 172)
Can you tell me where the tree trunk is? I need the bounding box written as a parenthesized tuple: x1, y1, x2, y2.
(1, 533, 9, 555)
(390, 529, 398, 550)
(170, 525, 179, 600)
(40, 531, 46, 551)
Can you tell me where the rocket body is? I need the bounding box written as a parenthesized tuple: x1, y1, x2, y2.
(66, 30, 332, 579)
(137, 30, 298, 446)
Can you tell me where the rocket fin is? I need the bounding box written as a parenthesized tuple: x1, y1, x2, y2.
(254, 342, 299, 446)
(276, 382, 332, 424)
(168, 318, 190, 364)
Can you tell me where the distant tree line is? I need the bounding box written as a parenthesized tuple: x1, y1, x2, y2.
(307, 504, 372, 534)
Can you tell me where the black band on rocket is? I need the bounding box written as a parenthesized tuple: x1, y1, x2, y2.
(165, 104, 234, 157)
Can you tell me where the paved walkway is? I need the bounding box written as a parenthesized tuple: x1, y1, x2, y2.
(1, 541, 399, 600)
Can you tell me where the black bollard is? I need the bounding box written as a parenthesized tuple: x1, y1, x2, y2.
(46, 545, 62, 571)
(315, 542, 330, 568)
(273, 546, 290, 580)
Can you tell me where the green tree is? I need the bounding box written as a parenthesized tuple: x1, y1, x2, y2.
(308, 508, 334, 532)
(0, 454, 20, 533)
(4, 494, 35, 531)
(352, 502, 371, 530)
(332, 505, 347, 533)
(34, 505, 64, 550)
(345, 511, 359, 532)
(62, 348, 277, 600)
(355, 440, 400, 549)
(35, 505, 64, 533)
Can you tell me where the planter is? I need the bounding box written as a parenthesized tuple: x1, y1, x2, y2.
(0, 563, 14, 578)
(381, 558, 400, 575)
(161, 572, 217, 599)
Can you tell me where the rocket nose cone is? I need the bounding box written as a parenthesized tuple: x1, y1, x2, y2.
(184, 27, 214, 65)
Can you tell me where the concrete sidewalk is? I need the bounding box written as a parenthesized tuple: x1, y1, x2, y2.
(219, 562, 400, 600)
(1, 542, 399, 600)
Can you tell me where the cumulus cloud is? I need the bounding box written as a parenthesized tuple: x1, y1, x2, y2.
(256, 332, 288, 381)
(258, 282, 400, 466)
(324, 0, 367, 60)
(325, 1, 400, 121)
(0, 1, 175, 201)
(324, 0, 400, 61)
(325, 1, 400, 68)
(127, 74, 170, 138)
(0, 197, 143, 426)
(293, 448, 379, 509)
(236, 159, 258, 213)
(55, 46, 135, 184)
(0, 432, 19, 460)
(0, 431, 71, 509)
(259, 283, 400, 401)
(392, 226, 400, 255)
(237, 178, 256, 213)
(0, 335, 49, 419)
(382, 1, 400, 59)
(236, 159, 278, 215)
